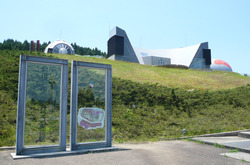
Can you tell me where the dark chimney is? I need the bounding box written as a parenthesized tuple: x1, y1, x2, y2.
(36, 40, 40, 51)
(30, 40, 34, 51)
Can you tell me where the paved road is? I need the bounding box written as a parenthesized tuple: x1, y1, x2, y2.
(1, 140, 249, 165)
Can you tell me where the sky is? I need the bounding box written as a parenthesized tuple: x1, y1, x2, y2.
(0, 0, 249, 74)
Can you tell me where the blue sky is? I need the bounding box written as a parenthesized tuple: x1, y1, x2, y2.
(0, 0, 249, 74)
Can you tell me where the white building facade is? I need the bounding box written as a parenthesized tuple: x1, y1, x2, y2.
(108, 27, 211, 70)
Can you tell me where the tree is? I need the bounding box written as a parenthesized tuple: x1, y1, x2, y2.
(0, 39, 107, 56)
(23, 40, 30, 51)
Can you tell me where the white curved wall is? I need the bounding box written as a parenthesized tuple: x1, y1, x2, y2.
(44, 40, 75, 55)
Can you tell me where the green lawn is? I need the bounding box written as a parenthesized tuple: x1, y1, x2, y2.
(49, 54, 250, 90)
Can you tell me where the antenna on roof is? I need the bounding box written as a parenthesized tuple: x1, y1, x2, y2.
(108, 21, 110, 37)
(140, 36, 142, 48)
(60, 30, 62, 40)
(185, 33, 187, 46)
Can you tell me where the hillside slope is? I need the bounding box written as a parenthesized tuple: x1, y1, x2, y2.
(0, 50, 250, 146)
(50, 54, 250, 90)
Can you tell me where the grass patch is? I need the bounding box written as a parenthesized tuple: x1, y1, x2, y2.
(192, 140, 205, 145)
(214, 143, 225, 148)
(229, 149, 239, 153)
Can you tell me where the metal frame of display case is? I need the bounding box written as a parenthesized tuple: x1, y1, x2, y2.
(15, 55, 68, 155)
(70, 61, 112, 151)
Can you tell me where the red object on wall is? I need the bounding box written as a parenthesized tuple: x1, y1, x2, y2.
(214, 59, 232, 69)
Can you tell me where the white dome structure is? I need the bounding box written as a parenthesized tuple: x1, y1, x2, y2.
(44, 40, 75, 55)
(211, 59, 233, 72)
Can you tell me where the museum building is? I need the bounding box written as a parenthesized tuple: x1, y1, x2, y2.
(107, 27, 212, 70)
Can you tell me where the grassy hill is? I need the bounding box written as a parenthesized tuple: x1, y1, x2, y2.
(50, 54, 250, 91)
(0, 50, 250, 146)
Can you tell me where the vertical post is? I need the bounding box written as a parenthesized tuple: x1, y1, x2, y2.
(106, 66, 112, 147)
(16, 55, 27, 155)
(70, 61, 78, 150)
(60, 63, 68, 150)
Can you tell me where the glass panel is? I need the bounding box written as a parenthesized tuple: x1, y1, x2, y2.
(24, 62, 61, 146)
(77, 67, 106, 143)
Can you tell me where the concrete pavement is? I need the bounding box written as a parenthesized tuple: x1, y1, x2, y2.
(2, 130, 250, 164)
(192, 136, 250, 152)
(1, 140, 249, 165)
(191, 130, 250, 163)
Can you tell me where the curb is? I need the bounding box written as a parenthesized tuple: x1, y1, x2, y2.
(190, 138, 250, 154)
(192, 129, 250, 138)
(0, 146, 15, 151)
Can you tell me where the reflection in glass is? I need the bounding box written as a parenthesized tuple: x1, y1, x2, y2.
(24, 62, 61, 146)
(77, 67, 106, 143)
